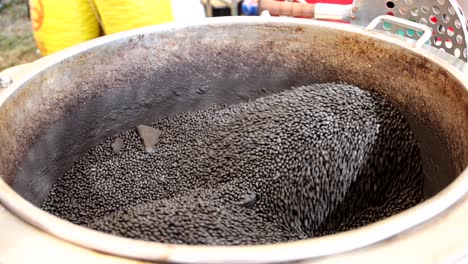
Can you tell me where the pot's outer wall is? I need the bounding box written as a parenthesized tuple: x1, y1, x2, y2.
(0, 21, 466, 210)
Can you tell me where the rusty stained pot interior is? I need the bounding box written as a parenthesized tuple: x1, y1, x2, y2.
(0, 19, 467, 238)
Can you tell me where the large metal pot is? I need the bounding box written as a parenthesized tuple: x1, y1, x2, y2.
(0, 17, 467, 264)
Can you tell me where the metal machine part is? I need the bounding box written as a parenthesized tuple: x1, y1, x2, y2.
(0, 17, 467, 263)
(365, 15, 433, 48)
(257, 0, 468, 62)
(352, 0, 468, 62)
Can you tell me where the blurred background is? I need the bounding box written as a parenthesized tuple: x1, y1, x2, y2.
(0, 0, 351, 72)
(0, 0, 40, 71)
(0, 0, 466, 71)
(0, 0, 207, 71)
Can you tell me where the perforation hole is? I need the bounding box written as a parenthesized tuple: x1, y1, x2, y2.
(420, 17, 428, 25)
(437, 24, 445, 34)
(445, 39, 453, 49)
(455, 19, 461, 29)
(411, 8, 419, 17)
(421, 6, 429, 13)
(404, 0, 413, 5)
(383, 22, 393, 30)
(386, 1, 395, 9)
(437, 0, 446, 5)
(434, 37, 443, 46)
(456, 35, 463, 44)
(448, 6, 455, 15)
(447, 27, 455, 36)
(454, 48, 461, 58)
(407, 29, 415, 37)
(433, 6, 440, 14)
(430, 15, 438, 24)
(442, 14, 450, 23)
(399, 6, 408, 15)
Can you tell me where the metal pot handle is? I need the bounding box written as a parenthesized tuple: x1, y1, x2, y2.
(365, 15, 433, 49)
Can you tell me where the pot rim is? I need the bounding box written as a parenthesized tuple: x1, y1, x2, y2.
(0, 16, 467, 264)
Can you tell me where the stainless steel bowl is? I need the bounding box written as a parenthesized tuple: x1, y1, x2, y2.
(0, 17, 467, 263)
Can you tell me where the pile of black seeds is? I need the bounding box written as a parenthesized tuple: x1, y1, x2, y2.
(41, 83, 424, 245)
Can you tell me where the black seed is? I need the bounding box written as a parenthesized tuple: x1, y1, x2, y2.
(41, 83, 423, 246)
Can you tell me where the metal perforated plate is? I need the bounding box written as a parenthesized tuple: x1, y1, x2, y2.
(352, 0, 468, 62)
